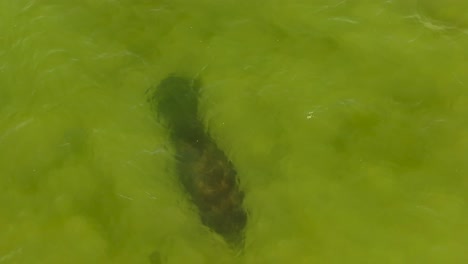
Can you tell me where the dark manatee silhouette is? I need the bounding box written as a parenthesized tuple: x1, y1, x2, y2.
(151, 75, 247, 247)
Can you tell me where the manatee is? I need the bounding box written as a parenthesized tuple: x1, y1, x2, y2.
(151, 75, 247, 247)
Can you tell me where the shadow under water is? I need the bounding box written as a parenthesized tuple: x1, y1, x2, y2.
(150, 75, 247, 248)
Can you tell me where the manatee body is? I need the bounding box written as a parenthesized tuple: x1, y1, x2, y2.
(152, 76, 247, 246)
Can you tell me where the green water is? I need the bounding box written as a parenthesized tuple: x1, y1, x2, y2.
(1, 0, 467, 263)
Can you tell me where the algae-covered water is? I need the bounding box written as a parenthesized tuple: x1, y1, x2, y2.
(1, 0, 468, 263)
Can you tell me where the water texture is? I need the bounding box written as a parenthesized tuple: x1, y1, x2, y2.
(0, 0, 467, 263)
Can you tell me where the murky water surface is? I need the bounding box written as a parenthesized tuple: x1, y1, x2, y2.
(0, 1, 467, 263)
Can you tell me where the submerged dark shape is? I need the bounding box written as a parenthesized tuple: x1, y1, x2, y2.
(152, 75, 247, 247)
